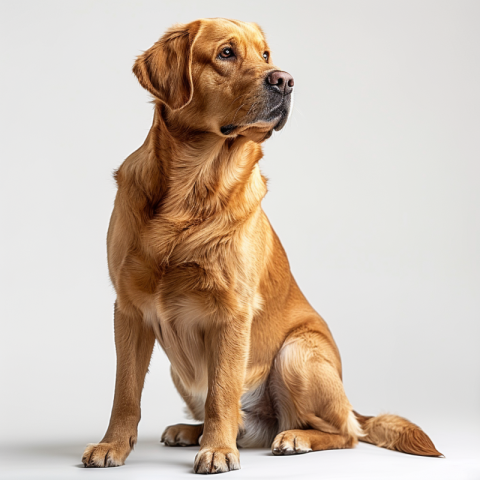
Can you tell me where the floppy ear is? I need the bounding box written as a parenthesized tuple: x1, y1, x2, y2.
(133, 21, 201, 110)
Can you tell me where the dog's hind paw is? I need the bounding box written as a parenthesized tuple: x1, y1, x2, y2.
(271, 431, 313, 455)
(161, 423, 203, 447)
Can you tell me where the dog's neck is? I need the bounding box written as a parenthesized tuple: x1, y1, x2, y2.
(153, 104, 268, 223)
(116, 103, 268, 228)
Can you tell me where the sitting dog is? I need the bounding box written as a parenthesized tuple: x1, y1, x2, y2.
(82, 18, 442, 474)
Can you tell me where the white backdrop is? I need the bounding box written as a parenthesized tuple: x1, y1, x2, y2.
(1, 1, 479, 478)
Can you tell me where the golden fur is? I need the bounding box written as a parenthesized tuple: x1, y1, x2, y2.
(82, 18, 442, 474)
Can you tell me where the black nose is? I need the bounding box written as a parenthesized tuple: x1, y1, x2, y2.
(266, 71, 294, 95)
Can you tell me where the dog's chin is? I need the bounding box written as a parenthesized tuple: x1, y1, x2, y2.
(220, 110, 289, 142)
(239, 124, 274, 144)
(251, 105, 290, 133)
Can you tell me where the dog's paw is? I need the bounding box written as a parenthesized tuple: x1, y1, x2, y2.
(161, 423, 203, 446)
(194, 447, 240, 474)
(82, 442, 131, 467)
(271, 431, 313, 455)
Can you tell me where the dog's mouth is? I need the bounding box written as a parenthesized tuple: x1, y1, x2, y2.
(220, 124, 239, 135)
(271, 107, 289, 131)
(220, 95, 291, 137)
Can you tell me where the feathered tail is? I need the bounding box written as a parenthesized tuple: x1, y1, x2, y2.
(353, 411, 443, 457)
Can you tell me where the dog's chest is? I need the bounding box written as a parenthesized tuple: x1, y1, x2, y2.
(141, 292, 209, 394)
(137, 262, 250, 396)
(124, 218, 260, 393)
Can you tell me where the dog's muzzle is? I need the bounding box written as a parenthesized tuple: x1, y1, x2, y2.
(220, 70, 294, 135)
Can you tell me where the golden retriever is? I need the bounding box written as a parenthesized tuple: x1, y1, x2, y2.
(82, 18, 442, 474)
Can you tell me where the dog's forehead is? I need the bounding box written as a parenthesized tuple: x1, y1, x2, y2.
(196, 18, 267, 51)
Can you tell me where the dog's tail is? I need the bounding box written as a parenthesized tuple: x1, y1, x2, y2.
(353, 411, 443, 457)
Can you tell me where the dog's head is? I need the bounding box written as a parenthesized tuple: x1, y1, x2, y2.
(133, 18, 294, 141)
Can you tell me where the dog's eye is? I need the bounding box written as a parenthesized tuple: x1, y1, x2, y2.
(219, 47, 235, 59)
(263, 52, 269, 62)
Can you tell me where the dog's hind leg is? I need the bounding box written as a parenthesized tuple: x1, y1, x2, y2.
(162, 368, 205, 446)
(270, 322, 362, 455)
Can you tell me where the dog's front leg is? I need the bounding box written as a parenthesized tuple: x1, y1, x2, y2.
(193, 318, 251, 474)
(82, 302, 155, 467)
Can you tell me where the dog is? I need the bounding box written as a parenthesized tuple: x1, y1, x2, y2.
(82, 18, 442, 474)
